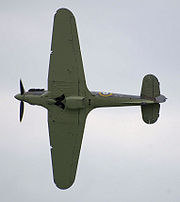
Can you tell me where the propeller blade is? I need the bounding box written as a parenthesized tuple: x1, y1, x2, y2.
(20, 79, 25, 95)
(20, 101, 24, 122)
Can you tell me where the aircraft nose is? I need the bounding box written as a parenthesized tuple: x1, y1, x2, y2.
(14, 94, 22, 101)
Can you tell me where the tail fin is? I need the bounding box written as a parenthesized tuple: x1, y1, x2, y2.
(141, 74, 161, 124)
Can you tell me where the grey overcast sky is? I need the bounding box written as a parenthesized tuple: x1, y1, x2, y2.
(1, 0, 180, 201)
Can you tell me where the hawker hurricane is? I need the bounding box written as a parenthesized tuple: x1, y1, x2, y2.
(15, 8, 166, 189)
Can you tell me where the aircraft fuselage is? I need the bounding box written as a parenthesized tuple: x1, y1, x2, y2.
(15, 89, 165, 110)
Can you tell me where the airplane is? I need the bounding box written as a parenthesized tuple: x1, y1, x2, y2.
(14, 8, 166, 190)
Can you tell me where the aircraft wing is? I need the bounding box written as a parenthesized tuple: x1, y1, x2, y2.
(48, 105, 90, 189)
(48, 8, 89, 97)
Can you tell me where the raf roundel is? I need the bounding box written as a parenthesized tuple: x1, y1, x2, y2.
(98, 92, 113, 97)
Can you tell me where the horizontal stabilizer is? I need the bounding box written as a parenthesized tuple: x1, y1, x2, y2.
(141, 103, 160, 124)
(141, 74, 160, 99)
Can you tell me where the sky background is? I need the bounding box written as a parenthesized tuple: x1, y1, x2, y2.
(1, 0, 180, 201)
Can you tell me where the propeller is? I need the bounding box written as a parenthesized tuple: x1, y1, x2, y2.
(20, 79, 25, 95)
(19, 79, 25, 122)
(20, 101, 24, 122)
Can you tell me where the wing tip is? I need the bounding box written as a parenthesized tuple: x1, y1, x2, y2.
(55, 8, 74, 17)
(54, 179, 75, 190)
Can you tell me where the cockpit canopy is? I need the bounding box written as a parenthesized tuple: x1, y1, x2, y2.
(28, 88, 45, 92)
